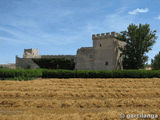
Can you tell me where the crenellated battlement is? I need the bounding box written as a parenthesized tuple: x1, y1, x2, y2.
(92, 32, 118, 40)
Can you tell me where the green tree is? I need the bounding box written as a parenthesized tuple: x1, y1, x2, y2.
(151, 52, 160, 70)
(117, 24, 157, 69)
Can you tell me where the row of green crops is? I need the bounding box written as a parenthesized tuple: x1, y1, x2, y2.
(0, 69, 160, 80)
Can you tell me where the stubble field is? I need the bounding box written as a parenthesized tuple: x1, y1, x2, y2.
(0, 78, 160, 120)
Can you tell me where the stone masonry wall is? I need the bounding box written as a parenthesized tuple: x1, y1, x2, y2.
(75, 47, 94, 70)
(16, 56, 39, 69)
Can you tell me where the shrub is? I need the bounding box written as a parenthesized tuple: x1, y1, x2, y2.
(151, 52, 160, 70)
(0, 69, 42, 80)
(42, 69, 75, 78)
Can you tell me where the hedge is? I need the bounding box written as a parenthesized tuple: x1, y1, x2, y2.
(42, 69, 75, 78)
(42, 70, 160, 78)
(0, 69, 160, 80)
(0, 69, 42, 80)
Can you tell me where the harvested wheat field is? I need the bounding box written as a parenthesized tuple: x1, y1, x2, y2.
(0, 78, 160, 120)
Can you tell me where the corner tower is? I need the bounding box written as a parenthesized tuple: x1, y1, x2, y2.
(92, 32, 119, 70)
(75, 32, 126, 70)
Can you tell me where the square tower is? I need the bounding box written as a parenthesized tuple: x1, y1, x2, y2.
(76, 32, 125, 70)
(23, 48, 39, 58)
(92, 32, 118, 70)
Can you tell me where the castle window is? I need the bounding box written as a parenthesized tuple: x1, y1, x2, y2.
(105, 61, 109, 66)
(100, 44, 102, 47)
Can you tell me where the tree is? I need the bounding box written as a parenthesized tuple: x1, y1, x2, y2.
(151, 52, 160, 70)
(117, 24, 157, 69)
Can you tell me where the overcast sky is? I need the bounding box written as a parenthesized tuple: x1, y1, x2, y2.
(0, 0, 160, 64)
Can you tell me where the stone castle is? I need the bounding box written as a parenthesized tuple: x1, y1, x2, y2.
(16, 32, 126, 70)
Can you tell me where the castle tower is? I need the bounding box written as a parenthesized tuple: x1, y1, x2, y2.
(23, 48, 39, 58)
(75, 32, 126, 70)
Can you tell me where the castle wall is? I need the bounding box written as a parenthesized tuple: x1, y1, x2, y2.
(16, 56, 39, 69)
(16, 55, 76, 69)
(17, 48, 76, 69)
(114, 40, 126, 70)
(75, 47, 94, 70)
(93, 47, 114, 70)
